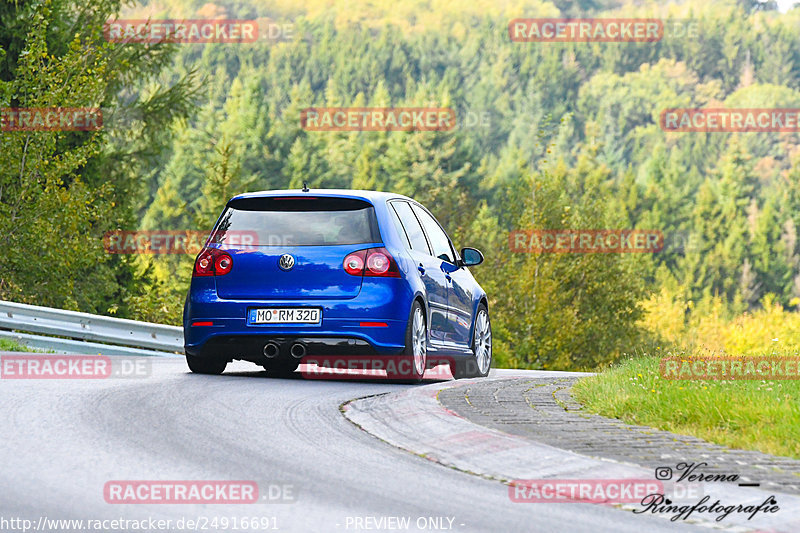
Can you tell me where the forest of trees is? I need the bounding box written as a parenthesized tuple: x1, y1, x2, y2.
(3, 0, 800, 369)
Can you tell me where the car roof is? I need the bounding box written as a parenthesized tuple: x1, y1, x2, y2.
(229, 188, 413, 205)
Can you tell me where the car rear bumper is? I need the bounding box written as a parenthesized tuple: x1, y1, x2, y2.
(185, 334, 398, 359)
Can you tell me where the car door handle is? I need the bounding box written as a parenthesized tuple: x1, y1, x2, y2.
(439, 263, 453, 281)
(418, 264, 425, 275)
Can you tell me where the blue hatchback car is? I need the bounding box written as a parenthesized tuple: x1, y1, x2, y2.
(183, 188, 491, 381)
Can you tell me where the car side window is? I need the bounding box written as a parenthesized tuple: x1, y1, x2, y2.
(388, 202, 412, 249)
(391, 201, 431, 254)
(410, 203, 455, 263)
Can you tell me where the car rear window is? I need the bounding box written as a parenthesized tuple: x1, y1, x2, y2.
(210, 196, 382, 246)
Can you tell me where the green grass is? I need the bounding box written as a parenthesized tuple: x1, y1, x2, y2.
(572, 353, 800, 459)
(0, 338, 35, 352)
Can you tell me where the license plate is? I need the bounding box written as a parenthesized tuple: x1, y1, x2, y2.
(249, 308, 321, 324)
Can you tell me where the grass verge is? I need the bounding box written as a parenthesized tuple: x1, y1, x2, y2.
(572, 353, 800, 459)
(0, 338, 35, 352)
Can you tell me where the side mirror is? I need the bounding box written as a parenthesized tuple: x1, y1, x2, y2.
(460, 247, 484, 267)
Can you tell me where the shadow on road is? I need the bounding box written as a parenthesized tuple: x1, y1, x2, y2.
(193, 362, 454, 386)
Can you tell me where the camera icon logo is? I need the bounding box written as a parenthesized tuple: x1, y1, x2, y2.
(655, 467, 673, 480)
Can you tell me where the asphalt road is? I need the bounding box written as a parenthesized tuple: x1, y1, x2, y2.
(0, 357, 701, 533)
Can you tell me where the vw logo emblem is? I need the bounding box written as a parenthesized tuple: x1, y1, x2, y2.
(278, 254, 295, 271)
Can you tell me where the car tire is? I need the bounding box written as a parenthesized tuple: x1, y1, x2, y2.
(388, 300, 427, 383)
(185, 355, 227, 375)
(451, 304, 491, 379)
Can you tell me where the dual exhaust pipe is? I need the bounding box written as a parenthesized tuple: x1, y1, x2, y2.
(263, 342, 306, 359)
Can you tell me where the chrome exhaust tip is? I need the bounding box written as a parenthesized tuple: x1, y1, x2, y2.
(290, 343, 306, 359)
(263, 342, 280, 359)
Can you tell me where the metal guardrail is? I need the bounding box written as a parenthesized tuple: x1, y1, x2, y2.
(0, 300, 183, 356)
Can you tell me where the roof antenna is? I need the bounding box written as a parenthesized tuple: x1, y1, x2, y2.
(302, 181, 309, 192)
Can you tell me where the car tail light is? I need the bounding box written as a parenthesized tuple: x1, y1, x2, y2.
(366, 251, 391, 274)
(193, 248, 233, 277)
(343, 247, 400, 278)
(215, 253, 232, 275)
(343, 250, 366, 276)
